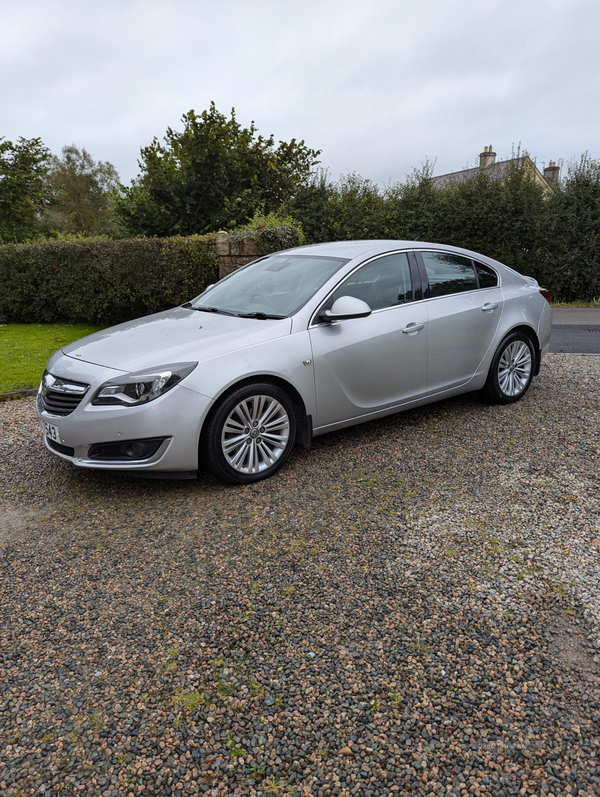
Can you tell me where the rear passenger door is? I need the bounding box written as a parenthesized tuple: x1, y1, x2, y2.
(416, 251, 504, 394)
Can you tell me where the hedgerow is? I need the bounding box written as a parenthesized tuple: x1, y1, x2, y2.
(0, 235, 218, 325)
(287, 157, 600, 303)
(0, 221, 304, 325)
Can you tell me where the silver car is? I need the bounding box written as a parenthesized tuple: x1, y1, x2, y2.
(37, 240, 552, 483)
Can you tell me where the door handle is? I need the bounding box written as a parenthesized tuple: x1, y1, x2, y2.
(481, 302, 498, 312)
(402, 323, 424, 334)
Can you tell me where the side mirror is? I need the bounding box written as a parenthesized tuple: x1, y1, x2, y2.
(320, 296, 372, 323)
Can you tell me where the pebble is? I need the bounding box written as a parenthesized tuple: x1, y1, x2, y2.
(0, 354, 599, 796)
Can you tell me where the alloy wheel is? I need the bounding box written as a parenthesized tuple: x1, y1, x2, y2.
(220, 394, 291, 475)
(497, 340, 532, 397)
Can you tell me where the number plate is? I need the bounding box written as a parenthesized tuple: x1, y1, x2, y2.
(41, 420, 61, 443)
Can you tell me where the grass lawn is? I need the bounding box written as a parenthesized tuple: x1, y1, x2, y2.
(0, 324, 104, 393)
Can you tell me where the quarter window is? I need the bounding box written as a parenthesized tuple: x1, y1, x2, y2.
(331, 253, 413, 311)
(421, 252, 477, 298)
(474, 261, 498, 288)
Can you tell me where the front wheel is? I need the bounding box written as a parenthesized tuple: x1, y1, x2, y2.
(201, 383, 297, 484)
(482, 332, 535, 404)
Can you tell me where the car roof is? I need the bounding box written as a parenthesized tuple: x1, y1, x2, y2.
(267, 240, 533, 286)
(282, 240, 499, 263)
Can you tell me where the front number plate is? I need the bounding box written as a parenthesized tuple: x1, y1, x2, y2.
(41, 420, 60, 443)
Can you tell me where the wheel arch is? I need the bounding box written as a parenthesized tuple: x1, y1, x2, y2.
(504, 324, 541, 375)
(200, 375, 312, 451)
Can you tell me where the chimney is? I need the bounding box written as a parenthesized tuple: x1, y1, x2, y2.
(479, 145, 496, 169)
(544, 160, 559, 185)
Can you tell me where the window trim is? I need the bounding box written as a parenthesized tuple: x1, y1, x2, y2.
(309, 249, 423, 328)
(414, 250, 499, 300)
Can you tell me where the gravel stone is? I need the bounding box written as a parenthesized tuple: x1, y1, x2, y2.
(0, 353, 599, 796)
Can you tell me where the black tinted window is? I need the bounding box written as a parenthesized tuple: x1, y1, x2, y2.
(474, 261, 498, 288)
(421, 252, 477, 298)
(332, 253, 413, 311)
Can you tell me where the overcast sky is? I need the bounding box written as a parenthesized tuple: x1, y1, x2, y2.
(2, 0, 599, 186)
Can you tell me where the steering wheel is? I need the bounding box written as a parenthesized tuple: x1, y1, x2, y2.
(249, 292, 276, 310)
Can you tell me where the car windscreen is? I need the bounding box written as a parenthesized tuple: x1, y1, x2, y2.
(191, 254, 349, 317)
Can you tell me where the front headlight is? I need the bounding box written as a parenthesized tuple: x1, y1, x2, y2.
(92, 362, 197, 407)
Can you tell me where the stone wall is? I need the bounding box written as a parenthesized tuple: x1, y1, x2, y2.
(216, 231, 259, 280)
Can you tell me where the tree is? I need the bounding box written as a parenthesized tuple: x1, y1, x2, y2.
(44, 145, 121, 236)
(287, 165, 440, 244)
(114, 103, 320, 237)
(0, 136, 55, 243)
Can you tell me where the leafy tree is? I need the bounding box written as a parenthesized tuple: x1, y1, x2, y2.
(114, 103, 320, 237)
(44, 145, 121, 236)
(0, 136, 55, 243)
(283, 170, 337, 243)
(287, 165, 440, 244)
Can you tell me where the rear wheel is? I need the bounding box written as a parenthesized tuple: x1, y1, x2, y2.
(483, 332, 534, 404)
(201, 383, 297, 484)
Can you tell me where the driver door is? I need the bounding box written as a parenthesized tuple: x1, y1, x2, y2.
(309, 252, 428, 428)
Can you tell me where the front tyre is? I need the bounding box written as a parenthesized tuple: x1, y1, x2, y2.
(201, 383, 297, 484)
(483, 332, 535, 404)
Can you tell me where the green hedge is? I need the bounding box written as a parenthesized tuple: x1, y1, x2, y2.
(0, 235, 219, 325)
(0, 221, 304, 326)
(287, 159, 600, 303)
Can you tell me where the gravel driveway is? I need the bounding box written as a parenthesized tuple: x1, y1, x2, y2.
(0, 354, 599, 797)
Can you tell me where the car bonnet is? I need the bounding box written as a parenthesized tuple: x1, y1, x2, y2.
(61, 306, 292, 371)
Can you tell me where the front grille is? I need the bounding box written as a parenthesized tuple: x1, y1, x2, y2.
(39, 373, 89, 417)
(40, 391, 85, 416)
(47, 438, 75, 457)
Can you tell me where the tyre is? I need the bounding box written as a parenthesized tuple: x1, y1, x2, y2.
(201, 383, 297, 484)
(482, 332, 535, 404)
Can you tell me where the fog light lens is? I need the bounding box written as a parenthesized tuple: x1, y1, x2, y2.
(126, 442, 146, 458)
(88, 437, 167, 461)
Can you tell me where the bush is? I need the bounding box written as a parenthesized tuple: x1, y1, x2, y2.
(234, 208, 305, 254)
(286, 170, 386, 243)
(0, 235, 218, 325)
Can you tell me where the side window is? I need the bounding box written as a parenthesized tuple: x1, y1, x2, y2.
(474, 261, 498, 288)
(331, 253, 413, 311)
(421, 252, 477, 298)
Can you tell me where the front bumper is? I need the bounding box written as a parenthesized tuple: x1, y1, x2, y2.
(37, 355, 212, 473)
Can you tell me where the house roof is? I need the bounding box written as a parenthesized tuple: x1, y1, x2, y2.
(432, 148, 558, 190)
(432, 158, 523, 188)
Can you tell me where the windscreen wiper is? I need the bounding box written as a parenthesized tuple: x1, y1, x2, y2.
(236, 312, 287, 320)
(181, 304, 236, 316)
